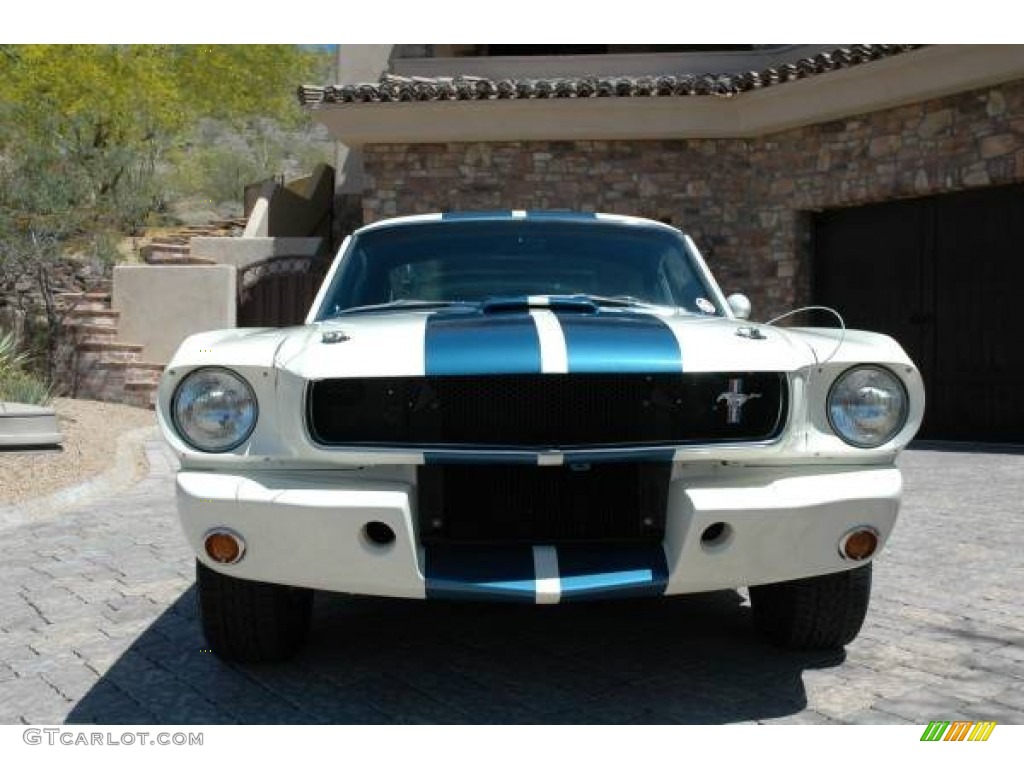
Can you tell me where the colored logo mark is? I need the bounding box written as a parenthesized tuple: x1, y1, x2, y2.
(920, 721, 997, 742)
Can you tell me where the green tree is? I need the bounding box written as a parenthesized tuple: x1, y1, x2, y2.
(0, 120, 127, 382)
(0, 45, 328, 381)
(0, 45, 323, 216)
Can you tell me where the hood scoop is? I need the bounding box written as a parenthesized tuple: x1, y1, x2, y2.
(480, 295, 599, 314)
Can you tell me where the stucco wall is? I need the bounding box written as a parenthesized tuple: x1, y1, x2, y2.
(190, 237, 324, 270)
(269, 164, 335, 239)
(361, 78, 1024, 320)
(112, 265, 236, 364)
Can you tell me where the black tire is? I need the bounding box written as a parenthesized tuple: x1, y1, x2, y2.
(749, 563, 872, 651)
(196, 560, 313, 662)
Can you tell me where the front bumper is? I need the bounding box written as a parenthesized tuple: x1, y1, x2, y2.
(176, 463, 900, 601)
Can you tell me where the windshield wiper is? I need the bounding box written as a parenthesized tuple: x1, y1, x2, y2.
(324, 300, 476, 318)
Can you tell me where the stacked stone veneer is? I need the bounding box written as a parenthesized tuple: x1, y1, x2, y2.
(361, 78, 1024, 320)
(52, 291, 163, 409)
(52, 235, 227, 408)
(0, 260, 108, 345)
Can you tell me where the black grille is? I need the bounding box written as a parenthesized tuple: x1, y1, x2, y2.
(307, 373, 787, 448)
(418, 463, 671, 544)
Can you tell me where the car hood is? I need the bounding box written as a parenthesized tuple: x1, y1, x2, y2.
(271, 308, 817, 380)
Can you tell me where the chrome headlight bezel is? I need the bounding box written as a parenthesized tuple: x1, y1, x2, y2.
(170, 366, 258, 453)
(826, 364, 909, 449)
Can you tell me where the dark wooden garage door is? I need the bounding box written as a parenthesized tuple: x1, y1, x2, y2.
(814, 183, 1024, 443)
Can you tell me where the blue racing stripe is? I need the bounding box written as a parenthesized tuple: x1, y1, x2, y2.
(556, 544, 669, 601)
(424, 545, 536, 602)
(558, 311, 682, 373)
(526, 210, 596, 219)
(425, 312, 542, 375)
(423, 450, 538, 465)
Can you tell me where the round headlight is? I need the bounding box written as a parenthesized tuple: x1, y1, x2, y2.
(827, 365, 908, 448)
(171, 367, 258, 452)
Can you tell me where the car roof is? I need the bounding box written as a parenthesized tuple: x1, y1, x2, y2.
(353, 211, 683, 236)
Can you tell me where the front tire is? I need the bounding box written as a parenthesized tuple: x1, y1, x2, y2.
(749, 563, 872, 651)
(196, 561, 313, 662)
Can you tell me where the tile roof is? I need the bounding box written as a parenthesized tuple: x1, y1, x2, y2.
(299, 45, 922, 107)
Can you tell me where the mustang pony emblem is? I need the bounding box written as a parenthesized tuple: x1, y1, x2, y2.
(716, 378, 761, 424)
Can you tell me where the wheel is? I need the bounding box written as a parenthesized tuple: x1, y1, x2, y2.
(195, 560, 313, 662)
(749, 563, 872, 651)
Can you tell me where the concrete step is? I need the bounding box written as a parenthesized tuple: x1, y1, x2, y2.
(64, 322, 117, 336)
(110, 360, 165, 371)
(125, 375, 162, 387)
(123, 380, 158, 410)
(78, 351, 140, 366)
(64, 314, 118, 329)
(78, 328, 119, 346)
(56, 291, 110, 307)
(64, 310, 119, 331)
(94, 360, 163, 380)
(143, 254, 217, 266)
(64, 301, 110, 313)
(69, 325, 116, 335)
(66, 307, 119, 319)
(74, 360, 127, 402)
(76, 340, 143, 356)
(97, 361, 158, 381)
(56, 290, 111, 300)
(122, 394, 157, 410)
(142, 242, 191, 257)
(146, 240, 190, 249)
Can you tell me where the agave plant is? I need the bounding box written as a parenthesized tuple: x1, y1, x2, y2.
(0, 330, 31, 376)
(0, 369, 52, 405)
(0, 330, 52, 405)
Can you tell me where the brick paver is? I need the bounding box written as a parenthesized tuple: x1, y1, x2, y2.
(0, 442, 1021, 724)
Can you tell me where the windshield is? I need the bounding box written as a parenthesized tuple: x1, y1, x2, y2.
(316, 219, 722, 319)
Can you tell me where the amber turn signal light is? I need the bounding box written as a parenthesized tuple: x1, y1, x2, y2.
(204, 529, 245, 564)
(839, 527, 879, 561)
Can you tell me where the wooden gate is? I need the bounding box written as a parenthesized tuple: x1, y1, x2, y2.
(813, 183, 1024, 442)
(237, 256, 329, 328)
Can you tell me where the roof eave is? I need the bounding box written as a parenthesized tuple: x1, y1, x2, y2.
(302, 45, 1024, 146)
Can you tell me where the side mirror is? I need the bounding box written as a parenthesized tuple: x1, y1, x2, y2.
(726, 293, 751, 320)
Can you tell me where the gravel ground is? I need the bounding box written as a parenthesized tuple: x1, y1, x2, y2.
(0, 397, 156, 505)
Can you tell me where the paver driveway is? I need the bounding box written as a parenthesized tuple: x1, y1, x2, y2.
(1, 441, 1022, 724)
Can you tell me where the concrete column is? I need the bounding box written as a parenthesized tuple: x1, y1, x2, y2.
(335, 45, 395, 195)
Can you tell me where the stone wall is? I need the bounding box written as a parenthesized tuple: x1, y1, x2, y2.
(361, 78, 1024, 320)
(0, 258, 110, 362)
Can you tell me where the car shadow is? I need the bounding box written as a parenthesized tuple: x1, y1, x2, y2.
(908, 439, 1024, 455)
(66, 585, 842, 724)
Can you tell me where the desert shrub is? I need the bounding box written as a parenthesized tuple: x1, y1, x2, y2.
(0, 330, 52, 405)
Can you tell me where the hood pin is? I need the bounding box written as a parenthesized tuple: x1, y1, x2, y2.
(735, 326, 766, 340)
(321, 330, 351, 344)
